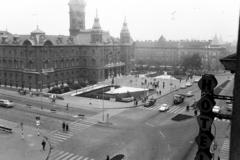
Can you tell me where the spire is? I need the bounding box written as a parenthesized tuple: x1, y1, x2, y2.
(121, 17, 129, 33)
(92, 9, 101, 30)
(96, 9, 98, 18)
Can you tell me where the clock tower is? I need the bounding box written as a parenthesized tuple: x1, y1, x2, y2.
(69, 0, 86, 36)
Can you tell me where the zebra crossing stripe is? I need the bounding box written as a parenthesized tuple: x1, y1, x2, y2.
(51, 135, 68, 140)
(50, 150, 65, 159)
(168, 107, 179, 113)
(69, 155, 80, 160)
(83, 158, 89, 160)
(75, 156, 83, 160)
(220, 139, 229, 160)
(54, 133, 73, 138)
(61, 153, 75, 160)
(54, 152, 70, 160)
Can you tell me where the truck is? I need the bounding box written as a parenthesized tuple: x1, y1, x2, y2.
(173, 94, 185, 105)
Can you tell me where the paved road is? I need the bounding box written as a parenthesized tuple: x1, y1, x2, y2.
(0, 73, 233, 160)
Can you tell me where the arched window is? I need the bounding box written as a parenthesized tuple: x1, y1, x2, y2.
(23, 40, 32, 46)
(14, 59, 18, 68)
(43, 40, 53, 46)
(92, 58, 96, 66)
(44, 60, 48, 69)
(28, 60, 33, 69)
(83, 59, 87, 66)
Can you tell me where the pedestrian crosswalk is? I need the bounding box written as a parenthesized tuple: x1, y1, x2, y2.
(49, 149, 95, 160)
(214, 117, 231, 123)
(49, 130, 74, 146)
(140, 105, 186, 114)
(219, 139, 229, 160)
(49, 120, 96, 146)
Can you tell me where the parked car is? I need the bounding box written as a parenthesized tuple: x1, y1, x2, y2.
(0, 99, 14, 108)
(185, 91, 194, 97)
(158, 104, 170, 112)
(186, 82, 192, 87)
(144, 98, 156, 107)
(212, 105, 221, 113)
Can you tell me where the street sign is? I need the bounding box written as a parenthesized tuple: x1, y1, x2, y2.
(198, 74, 218, 92)
(197, 94, 215, 113)
(197, 115, 214, 131)
(195, 151, 212, 160)
(195, 132, 214, 149)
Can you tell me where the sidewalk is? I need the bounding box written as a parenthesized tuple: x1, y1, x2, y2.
(0, 119, 48, 160)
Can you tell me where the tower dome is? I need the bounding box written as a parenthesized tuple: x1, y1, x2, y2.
(120, 17, 131, 44)
(92, 11, 101, 30)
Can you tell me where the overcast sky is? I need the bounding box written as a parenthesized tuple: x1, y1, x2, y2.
(0, 0, 239, 42)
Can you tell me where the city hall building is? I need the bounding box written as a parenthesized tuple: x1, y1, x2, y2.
(0, 0, 135, 90)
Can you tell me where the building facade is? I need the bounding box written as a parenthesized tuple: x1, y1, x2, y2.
(135, 35, 229, 71)
(0, 0, 135, 90)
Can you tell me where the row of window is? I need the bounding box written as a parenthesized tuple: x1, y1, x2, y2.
(0, 47, 121, 58)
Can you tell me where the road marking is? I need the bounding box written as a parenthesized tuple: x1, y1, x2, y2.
(76, 156, 83, 160)
(145, 122, 154, 127)
(62, 153, 75, 160)
(69, 155, 79, 160)
(55, 152, 69, 160)
(159, 130, 166, 138)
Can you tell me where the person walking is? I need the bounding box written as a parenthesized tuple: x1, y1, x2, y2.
(66, 103, 69, 111)
(41, 139, 46, 151)
(62, 122, 66, 132)
(106, 155, 110, 160)
(66, 123, 69, 132)
(194, 109, 198, 116)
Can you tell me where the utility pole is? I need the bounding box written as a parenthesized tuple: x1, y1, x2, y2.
(229, 14, 240, 160)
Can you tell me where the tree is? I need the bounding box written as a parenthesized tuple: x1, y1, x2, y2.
(182, 54, 202, 71)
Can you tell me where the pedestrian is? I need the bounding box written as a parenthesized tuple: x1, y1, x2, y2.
(62, 122, 65, 132)
(41, 139, 46, 151)
(66, 103, 69, 110)
(106, 155, 110, 160)
(194, 110, 198, 116)
(66, 123, 69, 132)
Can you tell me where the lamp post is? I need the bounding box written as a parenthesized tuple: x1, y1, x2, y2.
(102, 44, 106, 122)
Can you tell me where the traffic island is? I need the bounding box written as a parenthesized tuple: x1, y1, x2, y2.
(171, 114, 194, 121)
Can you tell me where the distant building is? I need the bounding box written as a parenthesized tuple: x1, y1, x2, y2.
(0, 0, 135, 90)
(135, 35, 230, 71)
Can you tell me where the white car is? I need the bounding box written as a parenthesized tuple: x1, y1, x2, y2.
(186, 82, 192, 87)
(180, 84, 187, 89)
(159, 104, 170, 112)
(0, 99, 14, 108)
(194, 78, 200, 83)
(185, 91, 194, 97)
(212, 105, 220, 113)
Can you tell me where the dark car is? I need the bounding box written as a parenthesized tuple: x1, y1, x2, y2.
(173, 94, 185, 105)
(144, 98, 157, 107)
